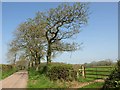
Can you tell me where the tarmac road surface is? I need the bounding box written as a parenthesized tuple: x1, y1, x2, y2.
(1, 71, 28, 88)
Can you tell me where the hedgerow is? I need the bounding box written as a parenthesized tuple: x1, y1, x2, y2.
(46, 64, 77, 81)
(30, 63, 79, 81)
(102, 60, 120, 89)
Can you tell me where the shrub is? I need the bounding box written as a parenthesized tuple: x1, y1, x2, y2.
(2, 64, 13, 71)
(102, 60, 120, 89)
(37, 63, 48, 74)
(46, 64, 77, 81)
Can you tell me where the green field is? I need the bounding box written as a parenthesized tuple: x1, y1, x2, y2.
(77, 66, 115, 88)
(85, 66, 115, 79)
(78, 66, 115, 83)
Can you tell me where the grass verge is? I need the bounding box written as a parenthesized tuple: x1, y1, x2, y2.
(27, 68, 69, 88)
(81, 82, 104, 88)
(78, 76, 97, 83)
(2, 68, 17, 79)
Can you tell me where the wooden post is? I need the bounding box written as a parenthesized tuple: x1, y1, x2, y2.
(77, 71, 79, 79)
(82, 65, 86, 78)
(29, 62, 31, 67)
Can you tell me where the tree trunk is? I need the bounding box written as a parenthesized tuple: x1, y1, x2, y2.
(35, 59, 37, 66)
(47, 42, 52, 64)
(13, 54, 17, 65)
(36, 57, 41, 71)
(38, 56, 41, 64)
(31, 61, 34, 67)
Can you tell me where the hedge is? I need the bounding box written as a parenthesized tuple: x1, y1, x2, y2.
(32, 63, 79, 81)
(45, 64, 77, 81)
(102, 60, 120, 89)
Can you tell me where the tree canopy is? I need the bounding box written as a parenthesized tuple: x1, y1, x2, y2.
(7, 2, 89, 66)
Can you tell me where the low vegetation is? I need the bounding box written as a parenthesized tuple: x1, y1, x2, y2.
(1, 62, 117, 88)
(27, 62, 116, 88)
(102, 60, 120, 89)
(28, 67, 70, 88)
(81, 82, 104, 88)
(46, 64, 77, 81)
(78, 76, 96, 82)
(1, 64, 17, 79)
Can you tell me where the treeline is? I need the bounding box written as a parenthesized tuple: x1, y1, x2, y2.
(7, 2, 89, 69)
(84, 59, 116, 67)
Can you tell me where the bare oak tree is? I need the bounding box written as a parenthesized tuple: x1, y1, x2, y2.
(35, 3, 89, 64)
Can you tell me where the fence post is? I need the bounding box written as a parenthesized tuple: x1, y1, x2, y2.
(77, 71, 79, 79)
(82, 65, 86, 78)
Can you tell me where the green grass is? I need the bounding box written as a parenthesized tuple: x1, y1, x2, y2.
(1, 64, 17, 80)
(85, 66, 114, 79)
(28, 74, 59, 88)
(81, 82, 104, 88)
(0, 64, 2, 80)
(78, 76, 96, 82)
(28, 68, 68, 88)
(2, 68, 17, 79)
(78, 66, 114, 83)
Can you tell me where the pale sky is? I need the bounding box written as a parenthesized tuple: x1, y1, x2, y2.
(2, 2, 118, 64)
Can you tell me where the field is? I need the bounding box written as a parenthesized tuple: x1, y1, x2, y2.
(78, 66, 115, 82)
(86, 66, 114, 78)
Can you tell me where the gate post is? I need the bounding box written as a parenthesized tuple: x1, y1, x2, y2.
(82, 65, 86, 78)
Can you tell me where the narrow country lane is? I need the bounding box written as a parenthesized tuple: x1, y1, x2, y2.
(1, 71, 28, 88)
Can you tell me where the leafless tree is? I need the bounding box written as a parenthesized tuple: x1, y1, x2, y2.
(35, 3, 89, 64)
